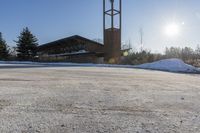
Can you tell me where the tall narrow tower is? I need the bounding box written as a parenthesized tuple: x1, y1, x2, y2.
(103, 0, 122, 63)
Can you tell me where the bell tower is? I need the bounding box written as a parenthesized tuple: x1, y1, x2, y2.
(103, 0, 122, 63)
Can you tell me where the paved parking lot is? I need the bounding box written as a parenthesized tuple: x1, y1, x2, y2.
(0, 64, 200, 133)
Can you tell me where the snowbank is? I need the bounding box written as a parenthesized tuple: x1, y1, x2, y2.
(0, 58, 199, 73)
(0, 61, 134, 68)
(135, 58, 200, 73)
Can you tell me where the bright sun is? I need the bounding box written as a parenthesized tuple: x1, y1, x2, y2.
(164, 23, 180, 37)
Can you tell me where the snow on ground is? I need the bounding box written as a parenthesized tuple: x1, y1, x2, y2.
(135, 58, 200, 73)
(0, 58, 199, 73)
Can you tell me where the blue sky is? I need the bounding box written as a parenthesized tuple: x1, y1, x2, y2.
(1, 0, 200, 53)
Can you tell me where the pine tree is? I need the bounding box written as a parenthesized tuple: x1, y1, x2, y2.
(0, 32, 9, 60)
(15, 27, 38, 60)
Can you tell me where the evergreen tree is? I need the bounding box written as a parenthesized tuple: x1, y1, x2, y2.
(15, 27, 38, 60)
(0, 32, 9, 60)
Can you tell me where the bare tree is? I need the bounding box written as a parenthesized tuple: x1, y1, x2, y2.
(139, 27, 144, 51)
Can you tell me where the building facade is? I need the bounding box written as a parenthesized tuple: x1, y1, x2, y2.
(38, 35, 104, 63)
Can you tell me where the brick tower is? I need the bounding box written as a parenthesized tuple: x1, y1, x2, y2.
(103, 0, 122, 63)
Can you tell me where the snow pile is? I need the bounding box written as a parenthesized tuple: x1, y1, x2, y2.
(0, 58, 199, 73)
(135, 58, 200, 73)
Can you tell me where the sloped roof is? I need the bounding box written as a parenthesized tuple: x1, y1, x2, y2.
(38, 35, 103, 50)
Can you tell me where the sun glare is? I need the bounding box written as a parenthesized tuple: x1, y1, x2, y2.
(164, 23, 180, 37)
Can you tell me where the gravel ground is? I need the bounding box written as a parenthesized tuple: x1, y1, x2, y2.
(0, 64, 200, 133)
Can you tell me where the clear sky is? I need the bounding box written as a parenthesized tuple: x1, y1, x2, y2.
(1, 0, 200, 53)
